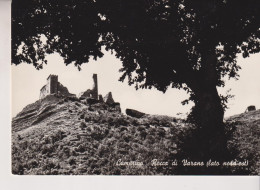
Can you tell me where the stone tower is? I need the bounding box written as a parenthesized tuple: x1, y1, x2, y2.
(92, 74, 98, 100)
(47, 75, 58, 94)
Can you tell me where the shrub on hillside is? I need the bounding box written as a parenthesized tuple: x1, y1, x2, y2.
(12, 163, 24, 175)
(79, 122, 87, 130)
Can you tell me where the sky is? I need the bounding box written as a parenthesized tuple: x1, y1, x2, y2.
(12, 49, 260, 118)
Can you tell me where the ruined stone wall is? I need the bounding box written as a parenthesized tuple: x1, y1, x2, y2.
(104, 92, 115, 104)
(39, 85, 48, 99)
(79, 89, 92, 99)
(58, 82, 75, 97)
(92, 74, 98, 100)
(48, 75, 58, 94)
(40, 75, 58, 99)
(40, 74, 76, 99)
(78, 74, 99, 100)
(40, 74, 100, 100)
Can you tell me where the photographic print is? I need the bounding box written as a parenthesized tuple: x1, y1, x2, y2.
(11, 0, 260, 175)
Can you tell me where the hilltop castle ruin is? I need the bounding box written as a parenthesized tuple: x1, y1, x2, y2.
(40, 74, 116, 105)
(40, 75, 76, 99)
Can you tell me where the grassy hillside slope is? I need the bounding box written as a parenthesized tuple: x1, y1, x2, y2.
(12, 95, 259, 175)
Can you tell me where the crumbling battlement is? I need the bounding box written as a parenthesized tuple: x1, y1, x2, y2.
(78, 74, 117, 105)
(103, 92, 115, 104)
(79, 74, 98, 100)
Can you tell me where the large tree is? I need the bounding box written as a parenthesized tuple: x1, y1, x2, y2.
(12, 0, 260, 160)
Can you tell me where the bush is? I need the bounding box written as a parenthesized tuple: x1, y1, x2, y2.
(90, 126, 108, 140)
(75, 102, 81, 107)
(84, 115, 92, 122)
(88, 106, 94, 111)
(62, 146, 71, 157)
(28, 159, 38, 168)
(42, 159, 60, 172)
(140, 130, 147, 140)
(12, 163, 24, 175)
(115, 116, 129, 126)
(68, 157, 76, 165)
(79, 122, 87, 130)
(79, 114, 84, 119)
(41, 144, 55, 155)
(75, 144, 86, 153)
(97, 144, 109, 157)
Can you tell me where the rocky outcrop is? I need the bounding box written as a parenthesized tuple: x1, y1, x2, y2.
(245, 105, 256, 112)
(126, 108, 146, 118)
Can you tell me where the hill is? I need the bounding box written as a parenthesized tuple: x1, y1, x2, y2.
(225, 109, 260, 175)
(12, 95, 259, 175)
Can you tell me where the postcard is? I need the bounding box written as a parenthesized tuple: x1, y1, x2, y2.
(11, 0, 260, 175)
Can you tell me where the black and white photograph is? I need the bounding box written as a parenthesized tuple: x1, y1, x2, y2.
(9, 0, 260, 176)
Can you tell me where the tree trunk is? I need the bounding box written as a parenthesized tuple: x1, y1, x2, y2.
(183, 52, 228, 162)
(192, 85, 226, 160)
(178, 83, 228, 174)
